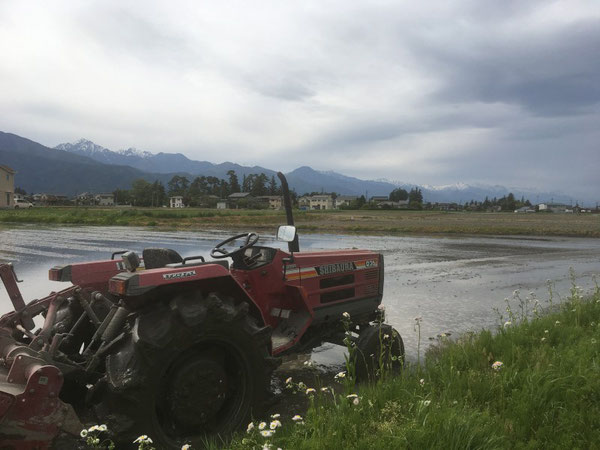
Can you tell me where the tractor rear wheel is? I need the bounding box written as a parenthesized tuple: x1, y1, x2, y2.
(355, 323, 404, 382)
(95, 292, 278, 449)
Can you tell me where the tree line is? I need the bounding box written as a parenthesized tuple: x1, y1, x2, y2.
(112, 171, 282, 207)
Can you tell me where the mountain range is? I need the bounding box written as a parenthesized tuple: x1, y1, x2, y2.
(0, 131, 581, 204)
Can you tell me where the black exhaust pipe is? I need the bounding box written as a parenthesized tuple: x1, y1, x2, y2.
(277, 172, 300, 252)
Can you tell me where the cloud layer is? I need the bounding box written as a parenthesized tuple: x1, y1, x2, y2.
(0, 0, 598, 200)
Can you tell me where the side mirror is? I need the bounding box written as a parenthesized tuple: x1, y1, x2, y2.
(277, 225, 297, 243)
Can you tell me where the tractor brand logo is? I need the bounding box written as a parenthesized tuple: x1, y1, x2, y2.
(163, 270, 196, 280)
(315, 262, 356, 276)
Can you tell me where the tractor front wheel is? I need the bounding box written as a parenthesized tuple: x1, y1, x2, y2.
(355, 323, 404, 382)
(95, 292, 278, 449)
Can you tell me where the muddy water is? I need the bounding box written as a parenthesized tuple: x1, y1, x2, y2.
(1, 225, 599, 376)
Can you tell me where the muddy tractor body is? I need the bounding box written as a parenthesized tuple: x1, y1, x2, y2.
(0, 173, 403, 449)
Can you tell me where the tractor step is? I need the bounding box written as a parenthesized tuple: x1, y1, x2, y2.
(271, 310, 311, 353)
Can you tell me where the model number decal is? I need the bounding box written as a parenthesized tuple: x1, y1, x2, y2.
(365, 260, 377, 268)
(163, 270, 196, 280)
(315, 262, 356, 275)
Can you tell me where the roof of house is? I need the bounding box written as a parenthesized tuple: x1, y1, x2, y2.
(228, 192, 252, 199)
(258, 195, 282, 200)
(0, 165, 15, 174)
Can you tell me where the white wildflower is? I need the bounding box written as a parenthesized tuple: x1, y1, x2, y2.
(270, 420, 282, 430)
(342, 312, 350, 319)
(270, 413, 280, 419)
(305, 388, 316, 395)
(247, 422, 255, 433)
(258, 422, 267, 430)
(353, 397, 360, 405)
(334, 371, 346, 379)
(133, 435, 153, 444)
(260, 430, 274, 438)
(491, 361, 504, 371)
(419, 378, 425, 387)
(80, 429, 88, 438)
(285, 377, 292, 385)
(504, 321, 512, 328)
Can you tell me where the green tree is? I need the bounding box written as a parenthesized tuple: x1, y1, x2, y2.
(113, 188, 132, 205)
(250, 173, 269, 196)
(228, 170, 241, 193)
(131, 179, 153, 206)
(408, 188, 423, 209)
(268, 175, 279, 195)
(389, 188, 409, 201)
(150, 181, 166, 207)
(167, 175, 190, 197)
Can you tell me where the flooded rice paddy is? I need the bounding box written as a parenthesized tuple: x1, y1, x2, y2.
(1, 224, 599, 374)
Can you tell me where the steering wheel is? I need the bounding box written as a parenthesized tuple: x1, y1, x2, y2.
(210, 232, 260, 259)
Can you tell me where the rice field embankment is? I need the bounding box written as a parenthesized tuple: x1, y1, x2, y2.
(1, 207, 598, 237)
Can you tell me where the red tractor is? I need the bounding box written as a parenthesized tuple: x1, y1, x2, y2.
(0, 173, 404, 449)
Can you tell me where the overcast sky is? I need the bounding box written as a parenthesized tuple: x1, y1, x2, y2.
(0, 1, 598, 198)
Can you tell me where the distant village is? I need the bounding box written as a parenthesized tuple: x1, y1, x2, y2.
(1, 165, 597, 213)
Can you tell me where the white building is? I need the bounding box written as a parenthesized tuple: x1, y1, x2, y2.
(169, 196, 185, 208)
(309, 195, 334, 210)
(95, 193, 115, 206)
(258, 195, 283, 210)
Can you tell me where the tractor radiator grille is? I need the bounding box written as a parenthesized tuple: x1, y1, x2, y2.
(364, 270, 378, 280)
(365, 284, 378, 295)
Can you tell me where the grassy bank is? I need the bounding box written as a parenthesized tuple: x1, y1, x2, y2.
(225, 281, 600, 449)
(1, 207, 599, 237)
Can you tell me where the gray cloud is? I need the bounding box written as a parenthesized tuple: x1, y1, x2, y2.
(0, 0, 598, 201)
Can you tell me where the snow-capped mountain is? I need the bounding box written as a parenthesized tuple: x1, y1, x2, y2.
(55, 140, 154, 166)
(55, 139, 277, 180)
(117, 147, 153, 159)
(52, 138, 585, 204)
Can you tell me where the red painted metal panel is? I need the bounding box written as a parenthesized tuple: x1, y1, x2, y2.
(136, 263, 230, 287)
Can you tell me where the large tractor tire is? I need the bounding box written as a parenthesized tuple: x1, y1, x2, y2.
(95, 292, 278, 449)
(355, 323, 404, 382)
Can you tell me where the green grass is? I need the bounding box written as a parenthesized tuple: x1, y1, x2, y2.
(223, 281, 600, 450)
(1, 207, 598, 237)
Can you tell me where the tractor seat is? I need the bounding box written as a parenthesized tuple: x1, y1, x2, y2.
(142, 248, 183, 269)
